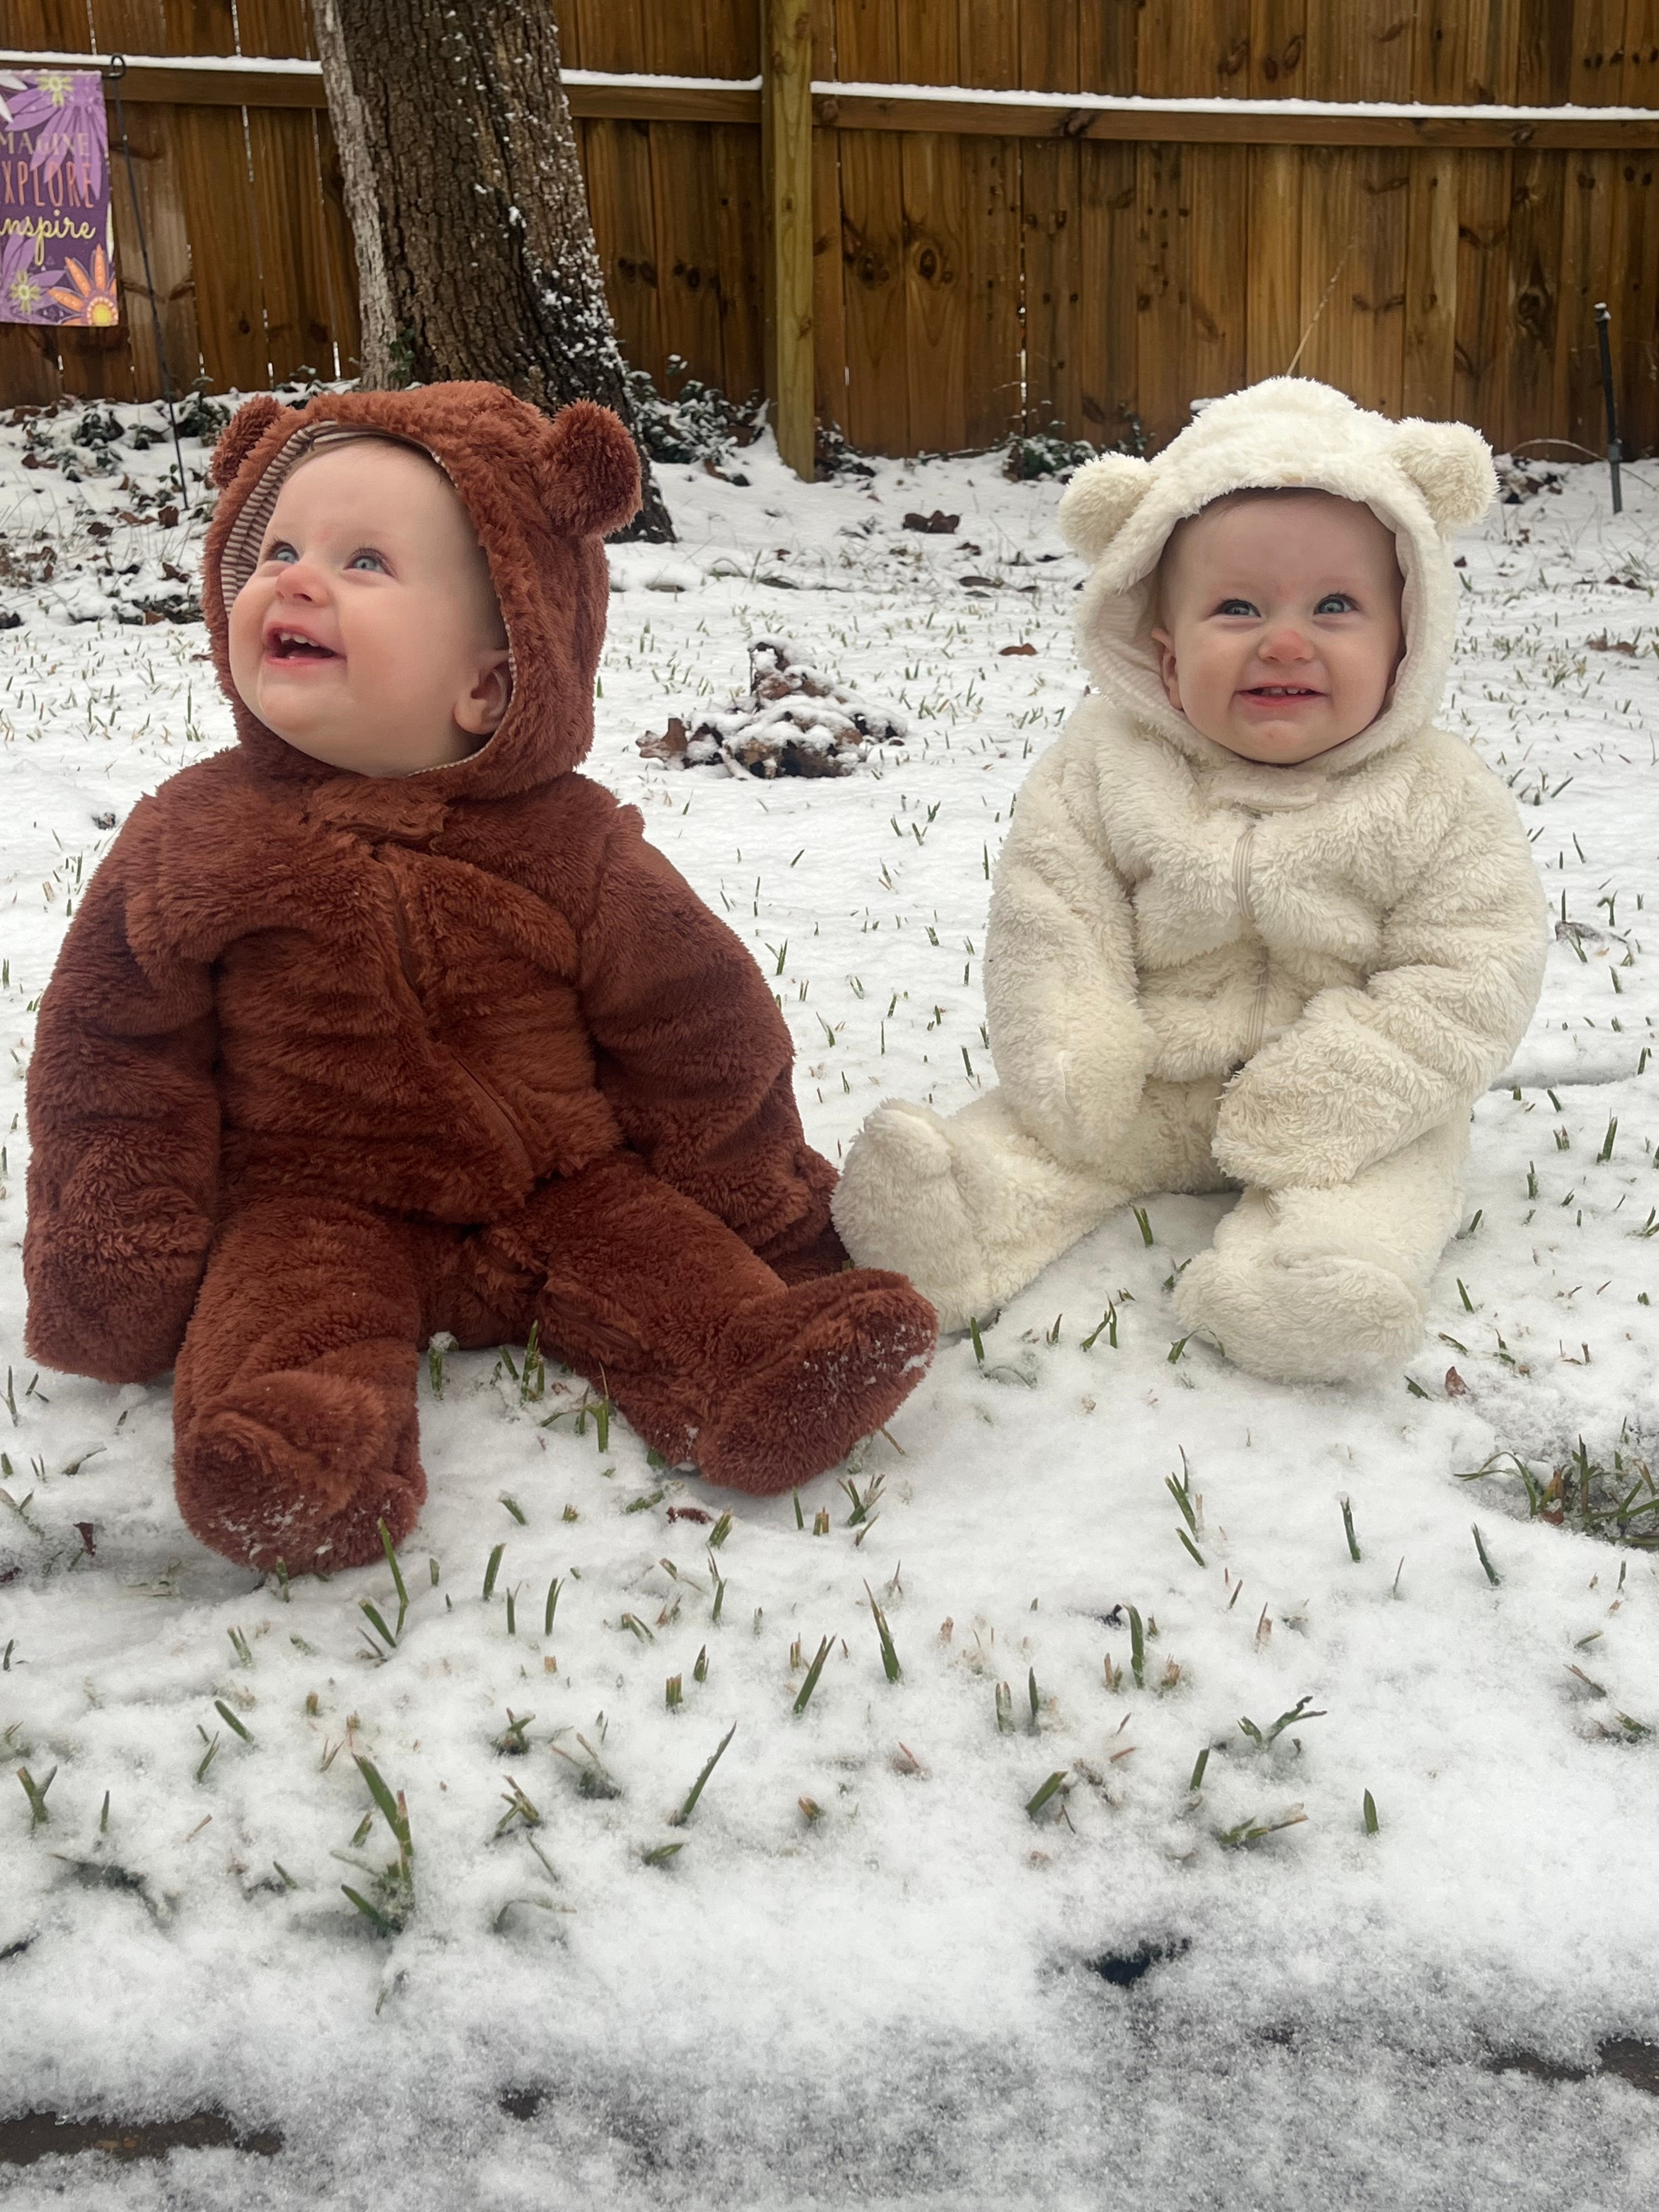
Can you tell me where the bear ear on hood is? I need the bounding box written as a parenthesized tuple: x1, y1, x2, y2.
(535, 399, 641, 539)
(210, 395, 292, 490)
(1057, 451, 1154, 563)
(1391, 417, 1496, 533)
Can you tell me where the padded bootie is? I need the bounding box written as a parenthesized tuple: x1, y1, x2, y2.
(1175, 1233, 1425, 1386)
(584, 1269, 938, 1494)
(173, 1366, 425, 1574)
(833, 1102, 989, 1331)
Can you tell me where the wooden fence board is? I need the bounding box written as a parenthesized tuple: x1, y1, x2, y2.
(834, 1, 907, 451)
(1018, 0, 1080, 95)
(1080, 0, 1138, 94)
(956, 3, 1016, 90)
(171, 104, 266, 388)
(1515, 0, 1575, 103)
(1402, 149, 1458, 417)
(646, 124, 727, 387)
(1293, 145, 1412, 416)
(1626, 2, 1659, 105)
(1605, 139, 1658, 453)
(1244, 143, 1302, 382)
(1453, 150, 1514, 433)
(1075, 138, 1137, 446)
(1022, 139, 1082, 436)
(837, 128, 909, 451)
(566, 0, 641, 74)
(961, 136, 1022, 445)
(810, 119, 847, 431)
(1305, 1, 1416, 103)
(1504, 145, 1566, 448)
(1138, 2, 1252, 99)
(1558, 150, 1618, 450)
(1346, 149, 1412, 416)
(895, 1, 963, 452)
(579, 119, 662, 386)
(1155, 142, 1250, 420)
(899, 132, 966, 452)
(1249, 1, 1311, 99)
(712, 122, 763, 401)
(1570, 0, 1635, 103)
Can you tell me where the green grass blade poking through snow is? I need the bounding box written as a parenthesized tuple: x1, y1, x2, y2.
(792, 1637, 833, 1714)
(866, 1582, 902, 1682)
(669, 1722, 736, 1827)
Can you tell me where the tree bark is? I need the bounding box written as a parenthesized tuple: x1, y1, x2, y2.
(314, 0, 674, 541)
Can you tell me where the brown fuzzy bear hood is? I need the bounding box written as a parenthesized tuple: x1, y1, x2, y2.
(200, 383, 641, 801)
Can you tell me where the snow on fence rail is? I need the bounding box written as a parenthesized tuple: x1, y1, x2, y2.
(3, 1, 1658, 465)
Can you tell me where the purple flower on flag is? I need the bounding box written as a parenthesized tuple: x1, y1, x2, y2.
(3, 70, 106, 201)
(1, 222, 63, 321)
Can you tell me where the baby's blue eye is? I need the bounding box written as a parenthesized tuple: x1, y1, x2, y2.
(1216, 597, 1258, 618)
(347, 550, 387, 573)
(264, 542, 297, 566)
(1316, 592, 1355, 614)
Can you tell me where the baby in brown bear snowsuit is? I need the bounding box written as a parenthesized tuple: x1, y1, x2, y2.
(23, 385, 936, 1574)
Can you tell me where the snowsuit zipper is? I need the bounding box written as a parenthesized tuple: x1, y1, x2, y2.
(376, 859, 537, 1185)
(1232, 821, 1272, 1063)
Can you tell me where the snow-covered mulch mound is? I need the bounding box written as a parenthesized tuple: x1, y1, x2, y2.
(1, 397, 1658, 2208)
(640, 634, 907, 776)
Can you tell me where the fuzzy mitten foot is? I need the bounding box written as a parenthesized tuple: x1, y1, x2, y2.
(1175, 1242, 1425, 1386)
(174, 1368, 426, 1573)
(832, 1102, 990, 1332)
(692, 1272, 937, 1494)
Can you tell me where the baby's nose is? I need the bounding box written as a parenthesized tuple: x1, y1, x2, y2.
(1260, 622, 1314, 661)
(273, 557, 324, 597)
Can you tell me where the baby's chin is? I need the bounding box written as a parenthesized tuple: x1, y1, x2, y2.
(1194, 704, 1383, 766)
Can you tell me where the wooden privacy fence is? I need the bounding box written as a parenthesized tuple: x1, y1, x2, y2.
(4, 3, 1659, 469)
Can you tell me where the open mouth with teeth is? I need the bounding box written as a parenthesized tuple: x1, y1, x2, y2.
(267, 629, 339, 662)
(1242, 685, 1323, 703)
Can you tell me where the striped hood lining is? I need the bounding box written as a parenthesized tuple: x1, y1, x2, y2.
(216, 423, 431, 616)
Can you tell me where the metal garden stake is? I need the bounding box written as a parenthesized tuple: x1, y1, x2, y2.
(1593, 301, 1622, 515)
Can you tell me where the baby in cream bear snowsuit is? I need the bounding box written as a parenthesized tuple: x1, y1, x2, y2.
(833, 378, 1548, 1386)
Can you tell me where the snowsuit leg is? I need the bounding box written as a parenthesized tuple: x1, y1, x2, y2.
(465, 1153, 936, 1494)
(832, 1080, 1231, 1331)
(1173, 1116, 1469, 1384)
(172, 1196, 440, 1573)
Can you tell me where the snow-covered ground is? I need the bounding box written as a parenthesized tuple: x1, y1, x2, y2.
(1, 391, 1657, 2210)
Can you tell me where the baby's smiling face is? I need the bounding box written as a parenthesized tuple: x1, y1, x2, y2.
(1150, 491, 1404, 766)
(227, 438, 511, 777)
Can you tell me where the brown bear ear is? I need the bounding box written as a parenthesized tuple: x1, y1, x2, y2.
(210, 395, 291, 490)
(536, 400, 641, 538)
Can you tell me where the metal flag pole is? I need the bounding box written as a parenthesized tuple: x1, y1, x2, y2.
(103, 55, 191, 515)
(1593, 301, 1622, 517)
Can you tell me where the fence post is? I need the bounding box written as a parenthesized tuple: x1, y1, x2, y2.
(761, 0, 815, 479)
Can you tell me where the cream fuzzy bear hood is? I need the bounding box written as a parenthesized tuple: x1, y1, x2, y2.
(1057, 376, 1494, 777)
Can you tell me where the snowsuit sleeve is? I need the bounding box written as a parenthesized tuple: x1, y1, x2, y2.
(25, 811, 221, 1384)
(1214, 757, 1548, 1192)
(985, 750, 1156, 1165)
(576, 809, 836, 1263)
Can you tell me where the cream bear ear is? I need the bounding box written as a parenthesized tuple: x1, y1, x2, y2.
(1057, 452, 1154, 562)
(1392, 418, 1496, 532)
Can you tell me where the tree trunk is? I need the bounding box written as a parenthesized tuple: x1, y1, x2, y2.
(314, 0, 674, 541)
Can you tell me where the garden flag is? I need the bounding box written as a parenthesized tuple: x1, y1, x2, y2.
(0, 68, 119, 328)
